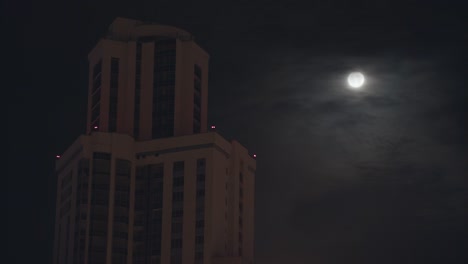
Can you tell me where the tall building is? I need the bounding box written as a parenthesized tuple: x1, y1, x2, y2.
(53, 18, 256, 264)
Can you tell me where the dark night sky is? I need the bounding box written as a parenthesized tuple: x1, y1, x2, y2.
(6, 0, 468, 263)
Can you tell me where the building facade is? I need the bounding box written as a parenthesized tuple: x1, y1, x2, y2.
(53, 18, 255, 264)
(86, 17, 209, 139)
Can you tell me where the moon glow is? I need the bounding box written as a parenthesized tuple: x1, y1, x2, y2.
(347, 72, 365, 89)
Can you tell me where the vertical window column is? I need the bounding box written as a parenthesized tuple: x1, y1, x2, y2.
(133, 164, 164, 264)
(149, 164, 164, 264)
(193, 65, 202, 133)
(152, 40, 176, 139)
(88, 152, 111, 264)
(112, 159, 131, 264)
(109, 57, 119, 132)
(195, 159, 206, 264)
(133, 43, 142, 138)
(91, 60, 102, 130)
(65, 216, 70, 262)
(171, 161, 184, 264)
(133, 166, 148, 264)
(58, 171, 72, 264)
(73, 159, 89, 264)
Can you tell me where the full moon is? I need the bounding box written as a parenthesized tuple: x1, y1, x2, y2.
(347, 72, 365, 89)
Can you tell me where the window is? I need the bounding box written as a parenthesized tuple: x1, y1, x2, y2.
(194, 64, 202, 79)
(196, 205, 205, 215)
(172, 209, 183, 218)
(193, 64, 202, 133)
(196, 189, 205, 197)
(149, 164, 164, 257)
(173, 161, 184, 171)
(171, 223, 183, 233)
(109, 57, 119, 132)
(195, 252, 203, 264)
(133, 164, 164, 261)
(171, 160, 184, 260)
(62, 171, 73, 188)
(195, 158, 206, 263)
(91, 103, 100, 123)
(91, 60, 102, 130)
(93, 60, 102, 78)
(197, 173, 205, 182)
(134, 231, 144, 241)
(88, 152, 110, 263)
(196, 220, 204, 228)
(171, 239, 182, 248)
(152, 40, 176, 139)
(114, 231, 128, 239)
(197, 159, 205, 167)
(134, 42, 142, 138)
(114, 159, 130, 208)
(60, 200, 71, 217)
(92, 89, 101, 106)
(173, 177, 184, 187)
(151, 256, 161, 264)
(172, 191, 184, 202)
(61, 185, 72, 201)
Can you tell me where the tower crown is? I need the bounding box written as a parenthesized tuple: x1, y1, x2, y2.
(86, 18, 209, 140)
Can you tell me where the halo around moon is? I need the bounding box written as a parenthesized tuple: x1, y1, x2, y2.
(347, 72, 365, 89)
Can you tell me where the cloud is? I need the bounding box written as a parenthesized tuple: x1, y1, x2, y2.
(212, 48, 468, 262)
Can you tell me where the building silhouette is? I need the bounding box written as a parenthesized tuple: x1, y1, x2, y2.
(53, 17, 256, 264)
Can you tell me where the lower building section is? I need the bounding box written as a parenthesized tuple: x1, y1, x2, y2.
(53, 132, 255, 264)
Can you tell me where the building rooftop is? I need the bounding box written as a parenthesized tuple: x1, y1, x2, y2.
(106, 17, 194, 42)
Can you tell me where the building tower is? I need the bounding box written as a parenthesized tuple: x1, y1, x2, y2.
(87, 17, 209, 139)
(53, 18, 256, 264)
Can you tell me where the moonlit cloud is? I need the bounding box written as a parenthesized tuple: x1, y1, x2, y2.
(210, 43, 467, 263)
